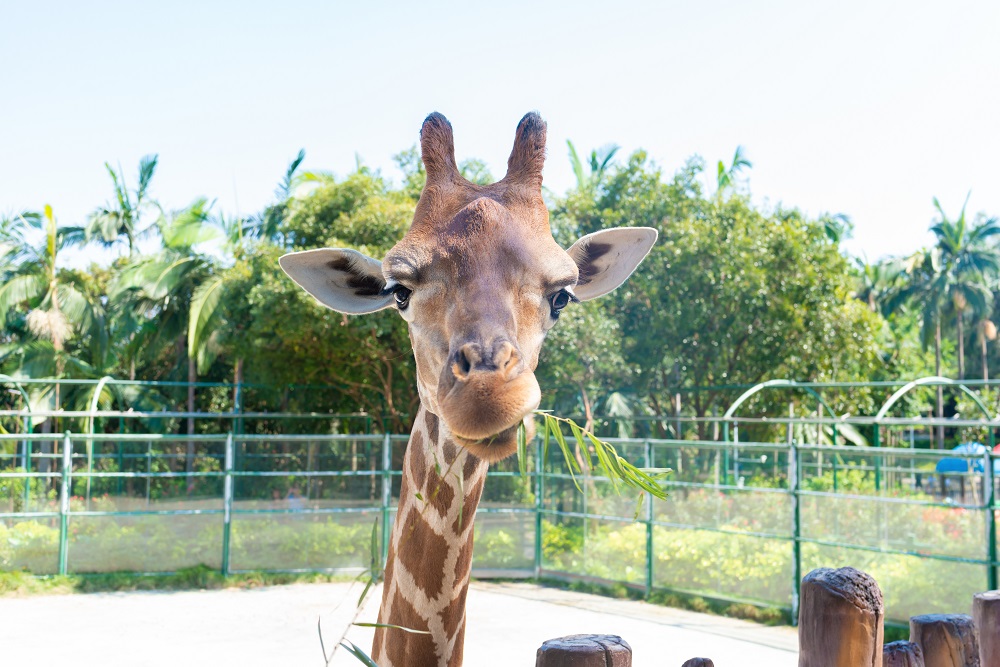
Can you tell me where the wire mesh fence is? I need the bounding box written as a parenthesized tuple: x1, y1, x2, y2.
(1, 428, 995, 626)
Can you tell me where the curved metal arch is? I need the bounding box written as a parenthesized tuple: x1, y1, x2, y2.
(722, 379, 837, 421)
(86, 376, 117, 504)
(87, 375, 116, 437)
(0, 374, 33, 433)
(874, 376, 993, 421)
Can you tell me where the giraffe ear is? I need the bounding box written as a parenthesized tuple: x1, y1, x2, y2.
(567, 227, 657, 301)
(279, 248, 394, 314)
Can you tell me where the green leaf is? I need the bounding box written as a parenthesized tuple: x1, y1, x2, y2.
(353, 622, 431, 635)
(188, 275, 226, 372)
(541, 418, 552, 472)
(339, 640, 379, 667)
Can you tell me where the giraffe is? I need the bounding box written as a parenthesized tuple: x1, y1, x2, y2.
(280, 112, 656, 666)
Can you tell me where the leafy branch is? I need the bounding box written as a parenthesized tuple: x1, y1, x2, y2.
(520, 410, 671, 517)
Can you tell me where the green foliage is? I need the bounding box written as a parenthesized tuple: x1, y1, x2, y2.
(0, 564, 350, 597)
(3, 134, 998, 436)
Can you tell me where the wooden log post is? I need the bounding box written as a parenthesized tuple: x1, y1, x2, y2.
(535, 635, 631, 667)
(797, 566, 884, 667)
(884, 640, 925, 667)
(973, 591, 1000, 666)
(909, 614, 979, 667)
(681, 659, 715, 667)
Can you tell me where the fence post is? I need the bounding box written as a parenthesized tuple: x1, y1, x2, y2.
(644, 439, 653, 597)
(22, 438, 31, 512)
(535, 436, 543, 578)
(221, 432, 234, 576)
(536, 635, 631, 666)
(799, 567, 884, 666)
(58, 432, 72, 575)
(381, 432, 392, 565)
(790, 441, 801, 625)
(986, 448, 997, 591)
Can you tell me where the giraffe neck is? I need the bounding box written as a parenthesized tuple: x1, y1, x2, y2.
(372, 405, 488, 667)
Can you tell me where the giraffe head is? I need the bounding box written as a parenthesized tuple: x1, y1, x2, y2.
(281, 112, 656, 462)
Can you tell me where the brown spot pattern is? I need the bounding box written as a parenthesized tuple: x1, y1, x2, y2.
(452, 475, 485, 534)
(425, 410, 439, 444)
(427, 466, 456, 520)
(453, 537, 474, 584)
(397, 507, 447, 600)
(384, 586, 436, 666)
(462, 451, 481, 481)
(440, 584, 469, 642)
(408, 431, 427, 491)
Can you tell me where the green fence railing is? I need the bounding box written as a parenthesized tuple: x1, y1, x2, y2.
(0, 430, 996, 626)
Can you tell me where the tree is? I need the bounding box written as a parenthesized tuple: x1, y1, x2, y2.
(716, 146, 752, 193)
(929, 194, 1000, 379)
(556, 151, 884, 435)
(567, 140, 620, 194)
(536, 299, 631, 433)
(979, 319, 997, 382)
(854, 256, 905, 315)
(85, 155, 159, 256)
(0, 206, 91, 417)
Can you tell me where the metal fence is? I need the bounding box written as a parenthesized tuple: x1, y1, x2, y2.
(0, 430, 995, 626)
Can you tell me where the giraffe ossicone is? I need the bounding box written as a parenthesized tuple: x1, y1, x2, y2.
(280, 112, 656, 666)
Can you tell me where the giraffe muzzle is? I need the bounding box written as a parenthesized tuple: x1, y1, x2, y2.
(436, 342, 541, 461)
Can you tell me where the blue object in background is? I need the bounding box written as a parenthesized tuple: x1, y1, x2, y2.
(935, 442, 989, 473)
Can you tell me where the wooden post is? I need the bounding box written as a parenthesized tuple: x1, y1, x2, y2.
(535, 635, 631, 667)
(909, 614, 979, 667)
(973, 591, 1000, 666)
(884, 640, 925, 667)
(797, 567, 884, 667)
(681, 660, 715, 667)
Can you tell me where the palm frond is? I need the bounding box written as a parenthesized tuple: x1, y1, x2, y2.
(137, 154, 159, 200)
(188, 275, 226, 373)
(0, 273, 46, 322)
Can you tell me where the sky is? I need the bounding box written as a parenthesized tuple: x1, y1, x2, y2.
(2, 0, 998, 265)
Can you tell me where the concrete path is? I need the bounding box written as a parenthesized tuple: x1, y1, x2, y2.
(0, 581, 798, 666)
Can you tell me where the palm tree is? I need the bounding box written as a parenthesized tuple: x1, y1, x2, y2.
(820, 212, 853, 244)
(930, 194, 1000, 379)
(567, 141, 620, 194)
(854, 256, 907, 315)
(892, 248, 950, 447)
(110, 199, 222, 482)
(979, 319, 997, 382)
(86, 154, 159, 256)
(893, 198, 1000, 446)
(235, 149, 305, 248)
(0, 207, 91, 419)
(716, 146, 752, 193)
(189, 151, 314, 396)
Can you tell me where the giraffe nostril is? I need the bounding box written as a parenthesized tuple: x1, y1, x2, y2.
(452, 341, 519, 379)
(457, 351, 471, 375)
(495, 342, 518, 376)
(454, 344, 478, 378)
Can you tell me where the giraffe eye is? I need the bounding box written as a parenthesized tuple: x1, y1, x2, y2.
(549, 289, 575, 318)
(393, 286, 412, 309)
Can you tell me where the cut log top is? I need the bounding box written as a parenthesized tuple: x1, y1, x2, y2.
(798, 567, 884, 667)
(535, 634, 632, 667)
(803, 566, 884, 613)
(681, 659, 715, 667)
(884, 640, 925, 667)
(909, 614, 978, 667)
